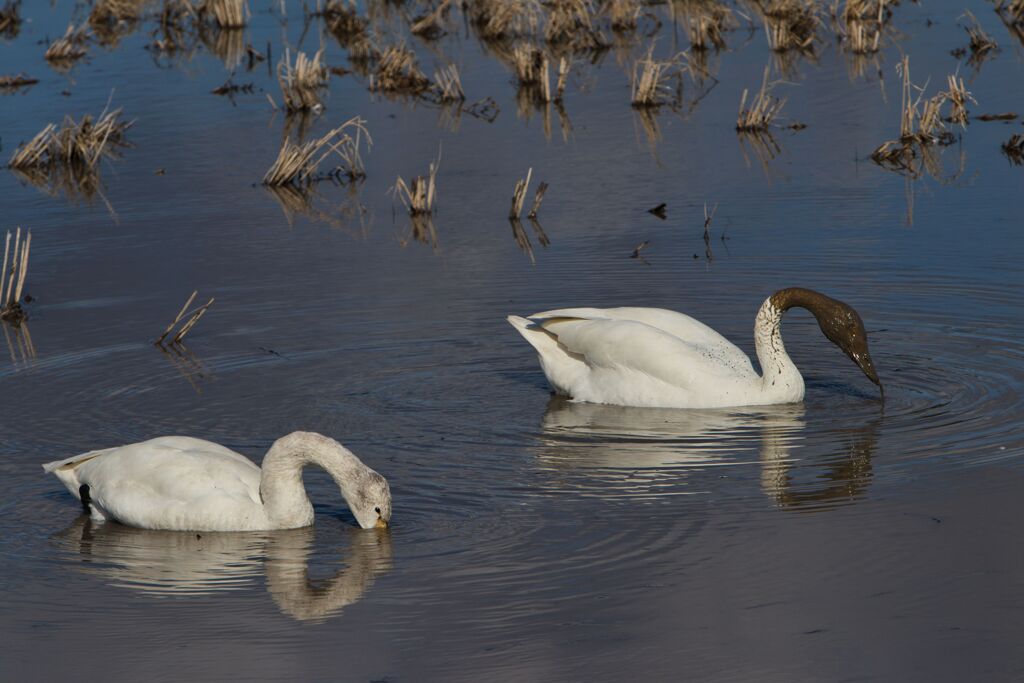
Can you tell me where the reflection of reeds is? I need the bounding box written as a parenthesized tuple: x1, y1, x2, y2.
(737, 129, 783, 175)
(603, 0, 641, 31)
(262, 117, 370, 186)
(45, 24, 89, 64)
(265, 182, 371, 233)
(156, 290, 215, 346)
(323, 0, 367, 41)
(508, 217, 550, 263)
(995, 0, 1024, 47)
(1, 228, 31, 323)
(736, 65, 785, 131)
(200, 25, 246, 70)
(0, 1, 22, 39)
(277, 49, 328, 112)
(3, 320, 35, 371)
(156, 341, 211, 394)
(148, 0, 199, 62)
(198, 0, 247, 28)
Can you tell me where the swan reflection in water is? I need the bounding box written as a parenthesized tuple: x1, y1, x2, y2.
(537, 397, 878, 508)
(52, 518, 393, 623)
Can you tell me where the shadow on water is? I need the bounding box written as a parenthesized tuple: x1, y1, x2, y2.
(51, 517, 393, 624)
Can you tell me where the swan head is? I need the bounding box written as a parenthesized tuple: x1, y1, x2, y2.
(814, 299, 882, 393)
(347, 470, 392, 530)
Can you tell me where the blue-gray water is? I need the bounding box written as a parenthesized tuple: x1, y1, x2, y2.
(1, 1, 1023, 680)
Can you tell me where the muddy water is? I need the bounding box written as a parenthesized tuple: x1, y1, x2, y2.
(2, 1, 1023, 680)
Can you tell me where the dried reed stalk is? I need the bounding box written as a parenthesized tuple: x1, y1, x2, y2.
(434, 63, 465, 102)
(45, 24, 89, 63)
(680, 0, 735, 50)
(392, 149, 440, 216)
(262, 116, 370, 186)
(156, 290, 215, 345)
(9, 107, 131, 170)
(509, 168, 533, 219)
(760, 0, 819, 52)
(277, 48, 328, 111)
(631, 47, 685, 107)
(546, 0, 602, 48)
(0, 228, 31, 322)
(370, 44, 431, 93)
(840, 0, 887, 53)
(198, 0, 248, 28)
(943, 73, 975, 127)
(469, 0, 543, 40)
(411, 0, 452, 38)
(528, 181, 549, 219)
(736, 65, 786, 131)
(603, 0, 640, 30)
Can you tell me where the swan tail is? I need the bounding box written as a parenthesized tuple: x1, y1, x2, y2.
(507, 315, 588, 396)
(42, 447, 116, 500)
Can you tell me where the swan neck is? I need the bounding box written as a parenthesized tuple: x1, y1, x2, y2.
(754, 295, 804, 401)
(260, 432, 364, 529)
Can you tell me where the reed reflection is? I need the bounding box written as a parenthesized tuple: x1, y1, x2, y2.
(537, 397, 877, 509)
(53, 518, 393, 623)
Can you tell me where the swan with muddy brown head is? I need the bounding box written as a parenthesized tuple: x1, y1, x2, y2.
(508, 287, 882, 409)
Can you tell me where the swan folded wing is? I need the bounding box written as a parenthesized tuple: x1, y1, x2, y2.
(535, 317, 758, 387)
(531, 306, 751, 368)
(74, 444, 264, 530)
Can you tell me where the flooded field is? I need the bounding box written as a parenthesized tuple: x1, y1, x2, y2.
(1, 0, 1023, 680)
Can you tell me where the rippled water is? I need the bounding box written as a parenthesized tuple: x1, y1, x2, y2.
(2, 0, 1023, 680)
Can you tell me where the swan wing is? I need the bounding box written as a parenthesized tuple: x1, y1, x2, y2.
(537, 317, 757, 385)
(46, 437, 266, 531)
(531, 307, 754, 370)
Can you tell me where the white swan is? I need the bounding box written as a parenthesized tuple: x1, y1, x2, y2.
(508, 287, 882, 409)
(43, 431, 392, 531)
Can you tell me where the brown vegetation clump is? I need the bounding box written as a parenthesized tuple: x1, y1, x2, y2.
(0, 73, 37, 90)
(89, 0, 147, 46)
(468, 0, 543, 40)
(9, 107, 132, 172)
(45, 24, 89, 64)
(433, 64, 465, 102)
(942, 73, 975, 127)
(262, 117, 370, 186)
(955, 10, 998, 63)
(197, 0, 248, 28)
(322, 0, 369, 45)
(277, 49, 328, 111)
(1002, 134, 1024, 166)
(838, 0, 889, 54)
(679, 0, 736, 51)
(736, 66, 786, 131)
(546, 0, 606, 49)
(602, 0, 641, 31)
(1, 228, 31, 324)
(758, 0, 820, 52)
(1, 1, 22, 38)
(411, 0, 453, 39)
(392, 150, 440, 217)
(871, 57, 960, 174)
(370, 44, 431, 93)
(631, 47, 686, 107)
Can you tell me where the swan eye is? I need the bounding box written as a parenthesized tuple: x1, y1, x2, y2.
(374, 506, 381, 514)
